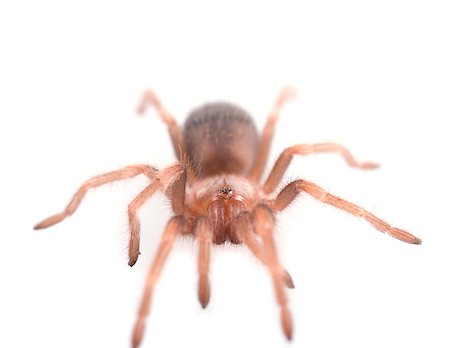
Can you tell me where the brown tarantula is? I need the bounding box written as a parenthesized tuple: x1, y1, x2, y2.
(34, 87, 421, 347)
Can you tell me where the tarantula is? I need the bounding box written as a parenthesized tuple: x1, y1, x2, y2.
(34, 87, 421, 347)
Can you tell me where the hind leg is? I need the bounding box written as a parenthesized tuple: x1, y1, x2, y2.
(249, 87, 296, 181)
(136, 89, 183, 159)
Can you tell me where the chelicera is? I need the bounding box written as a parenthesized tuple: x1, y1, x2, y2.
(35, 87, 421, 347)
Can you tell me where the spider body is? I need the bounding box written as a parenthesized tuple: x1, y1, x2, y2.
(35, 88, 421, 348)
(183, 102, 258, 177)
(183, 102, 262, 244)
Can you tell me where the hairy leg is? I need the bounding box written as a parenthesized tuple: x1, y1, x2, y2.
(264, 143, 379, 194)
(34, 165, 157, 229)
(272, 179, 422, 244)
(128, 181, 161, 266)
(252, 205, 293, 340)
(249, 87, 296, 182)
(132, 216, 184, 348)
(168, 166, 187, 215)
(136, 89, 184, 160)
(236, 212, 294, 289)
(129, 163, 186, 266)
(194, 217, 213, 308)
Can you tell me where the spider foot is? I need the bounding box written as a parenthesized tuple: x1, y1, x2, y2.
(198, 275, 211, 308)
(281, 306, 293, 340)
(34, 213, 66, 230)
(132, 317, 146, 348)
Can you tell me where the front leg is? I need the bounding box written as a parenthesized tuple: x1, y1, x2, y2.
(263, 143, 378, 194)
(128, 181, 161, 266)
(236, 212, 295, 289)
(251, 205, 293, 340)
(194, 217, 213, 308)
(271, 179, 422, 245)
(128, 163, 187, 266)
(34, 164, 157, 229)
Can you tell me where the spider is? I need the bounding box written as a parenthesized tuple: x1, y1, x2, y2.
(34, 87, 422, 348)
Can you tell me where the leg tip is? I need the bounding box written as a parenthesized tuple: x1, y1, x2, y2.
(128, 246, 140, 267)
(283, 270, 295, 289)
(200, 298, 209, 309)
(281, 307, 293, 341)
(131, 318, 146, 348)
(128, 252, 139, 267)
(136, 104, 146, 115)
(33, 223, 44, 230)
(198, 277, 210, 309)
(361, 162, 380, 170)
(33, 213, 65, 230)
(280, 86, 298, 101)
(33, 220, 52, 230)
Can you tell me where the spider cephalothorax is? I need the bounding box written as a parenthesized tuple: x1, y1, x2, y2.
(35, 87, 421, 348)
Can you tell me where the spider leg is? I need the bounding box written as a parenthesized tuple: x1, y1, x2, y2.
(272, 179, 422, 244)
(128, 181, 160, 266)
(136, 89, 184, 160)
(129, 163, 186, 266)
(251, 205, 293, 340)
(167, 165, 187, 215)
(236, 212, 294, 289)
(264, 143, 379, 194)
(34, 165, 157, 230)
(194, 217, 213, 308)
(132, 215, 184, 348)
(249, 86, 296, 182)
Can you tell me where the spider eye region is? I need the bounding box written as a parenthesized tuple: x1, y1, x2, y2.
(219, 187, 233, 195)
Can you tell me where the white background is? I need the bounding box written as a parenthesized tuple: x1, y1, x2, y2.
(1, 1, 449, 348)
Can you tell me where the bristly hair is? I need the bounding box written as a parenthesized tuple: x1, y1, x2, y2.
(178, 144, 201, 181)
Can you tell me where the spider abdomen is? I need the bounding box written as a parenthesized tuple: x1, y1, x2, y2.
(183, 102, 258, 177)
